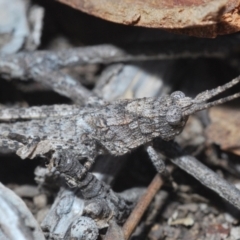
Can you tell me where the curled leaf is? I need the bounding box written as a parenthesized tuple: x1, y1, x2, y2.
(57, 0, 240, 37)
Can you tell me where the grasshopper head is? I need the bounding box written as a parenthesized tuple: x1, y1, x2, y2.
(161, 76, 240, 140)
(166, 76, 240, 127)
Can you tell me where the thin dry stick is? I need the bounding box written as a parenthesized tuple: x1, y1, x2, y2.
(1, 36, 238, 80)
(35, 70, 93, 104)
(155, 140, 240, 210)
(0, 41, 226, 74)
(122, 173, 164, 240)
(0, 41, 237, 102)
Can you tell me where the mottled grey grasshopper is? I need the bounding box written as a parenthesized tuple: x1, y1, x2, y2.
(0, 76, 240, 178)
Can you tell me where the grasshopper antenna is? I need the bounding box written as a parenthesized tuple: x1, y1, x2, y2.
(182, 76, 240, 116)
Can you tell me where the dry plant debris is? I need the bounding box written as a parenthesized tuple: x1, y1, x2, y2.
(206, 107, 240, 156)
(0, 0, 44, 54)
(122, 173, 165, 240)
(0, 1, 240, 239)
(57, 0, 240, 37)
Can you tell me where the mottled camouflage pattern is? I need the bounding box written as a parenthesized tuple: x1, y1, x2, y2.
(0, 76, 240, 177)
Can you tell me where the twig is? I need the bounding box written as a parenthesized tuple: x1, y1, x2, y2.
(154, 139, 240, 210)
(0, 38, 236, 77)
(122, 174, 164, 240)
(34, 70, 93, 103)
(0, 183, 45, 240)
(0, 38, 237, 102)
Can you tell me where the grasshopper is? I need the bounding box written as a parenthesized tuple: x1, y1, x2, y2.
(0, 76, 240, 177)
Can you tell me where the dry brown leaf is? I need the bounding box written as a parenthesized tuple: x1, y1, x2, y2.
(56, 0, 240, 37)
(206, 107, 240, 156)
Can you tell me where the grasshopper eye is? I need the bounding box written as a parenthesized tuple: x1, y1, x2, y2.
(166, 105, 182, 126)
(171, 91, 185, 100)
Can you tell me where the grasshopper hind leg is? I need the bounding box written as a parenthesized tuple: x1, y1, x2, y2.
(51, 149, 96, 187)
